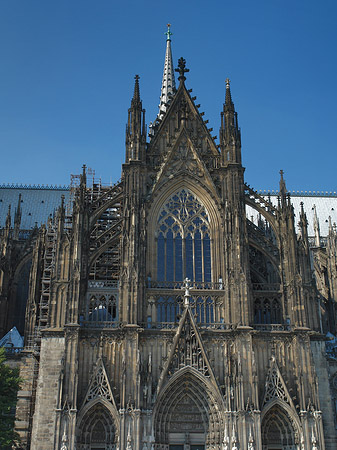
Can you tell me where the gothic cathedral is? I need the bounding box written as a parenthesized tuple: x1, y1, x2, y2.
(4, 27, 337, 449)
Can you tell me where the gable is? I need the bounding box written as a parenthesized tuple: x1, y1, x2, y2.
(147, 83, 220, 179)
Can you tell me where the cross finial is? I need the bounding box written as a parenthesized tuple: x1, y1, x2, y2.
(175, 57, 189, 83)
(225, 78, 231, 88)
(183, 277, 191, 307)
(279, 169, 284, 178)
(165, 23, 173, 41)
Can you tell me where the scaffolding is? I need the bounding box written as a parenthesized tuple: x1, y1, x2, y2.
(38, 218, 57, 329)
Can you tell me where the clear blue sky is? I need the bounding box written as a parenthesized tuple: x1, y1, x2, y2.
(0, 0, 336, 192)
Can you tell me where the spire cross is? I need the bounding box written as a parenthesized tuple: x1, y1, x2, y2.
(183, 277, 191, 307)
(165, 23, 173, 41)
(225, 78, 231, 88)
(175, 57, 189, 83)
(279, 169, 284, 178)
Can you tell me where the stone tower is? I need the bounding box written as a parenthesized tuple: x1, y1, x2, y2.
(8, 26, 337, 449)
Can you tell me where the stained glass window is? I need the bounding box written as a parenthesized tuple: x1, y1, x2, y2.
(157, 189, 211, 282)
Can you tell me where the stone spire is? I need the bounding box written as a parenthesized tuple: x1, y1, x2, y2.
(220, 78, 241, 165)
(158, 24, 176, 120)
(126, 75, 146, 162)
(225, 78, 234, 109)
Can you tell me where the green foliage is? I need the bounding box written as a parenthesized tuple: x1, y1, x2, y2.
(0, 348, 21, 448)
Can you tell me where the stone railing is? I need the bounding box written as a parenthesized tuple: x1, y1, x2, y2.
(254, 323, 291, 332)
(81, 320, 120, 329)
(252, 283, 281, 292)
(88, 280, 119, 289)
(147, 280, 224, 290)
(139, 321, 232, 331)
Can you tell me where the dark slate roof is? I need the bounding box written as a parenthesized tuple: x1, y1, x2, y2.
(0, 184, 70, 229)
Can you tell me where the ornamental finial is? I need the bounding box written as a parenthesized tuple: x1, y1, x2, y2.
(165, 23, 173, 41)
(175, 57, 189, 83)
(225, 78, 231, 88)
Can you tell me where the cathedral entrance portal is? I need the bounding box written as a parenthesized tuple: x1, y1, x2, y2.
(154, 369, 223, 449)
(77, 402, 117, 450)
(261, 404, 298, 450)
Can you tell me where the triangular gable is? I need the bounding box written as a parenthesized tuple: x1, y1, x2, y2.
(157, 305, 217, 393)
(82, 356, 117, 408)
(262, 355, 295, 409)
(149, 82, 220, 161)
(153, 127, 213, 184)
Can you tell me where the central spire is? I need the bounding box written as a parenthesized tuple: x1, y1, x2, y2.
(158, 24, 176, 120)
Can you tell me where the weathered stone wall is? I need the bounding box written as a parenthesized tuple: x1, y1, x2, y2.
(15, 350, 39, 447)
(30, 334, 64, 450)
(311, 340, 337, 450)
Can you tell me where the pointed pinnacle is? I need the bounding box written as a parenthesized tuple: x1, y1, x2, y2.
(279, 169, 287, 197)
(133, 74, 140, 102)
(225, 78, 233, 106)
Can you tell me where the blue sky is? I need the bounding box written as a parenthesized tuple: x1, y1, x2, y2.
(0, 0, 336, 192)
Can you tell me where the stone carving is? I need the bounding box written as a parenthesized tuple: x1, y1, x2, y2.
(262, 355, 294, 409)
(83, 357, 114, 405)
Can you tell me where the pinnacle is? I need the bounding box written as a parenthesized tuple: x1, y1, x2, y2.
(132, 74, 141, 103)
(279, 169, 287, 197)
(225, 78, 234, 107)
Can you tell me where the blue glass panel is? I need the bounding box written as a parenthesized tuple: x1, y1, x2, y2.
(203, 235, 211, 282)
(166, 230, 174, 281)
(175, 234, 183, 281)
(157, 233, 165, 280)
(194, 231, 202, 282)
(157, 297, 165, 322)
(197, 297, 204, 323)
(167, 297, 176, 322)
(186, 235, 193, 280)
(206, 297, 214, 323)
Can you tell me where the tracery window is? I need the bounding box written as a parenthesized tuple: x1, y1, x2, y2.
(156, 189, 211, 283)
(156, 296, 214, 324)
(88, 295, 117, 322)
(254, 298, 282, 324)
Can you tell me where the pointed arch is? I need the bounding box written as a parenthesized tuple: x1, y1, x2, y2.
(147, 177, 224, 283)
(76, 399, 120, 450)
(154, 366, 225, 448)
(261, 400, 301, 449)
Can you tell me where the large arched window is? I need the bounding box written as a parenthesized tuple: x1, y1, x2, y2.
(156, 189, 211, 283)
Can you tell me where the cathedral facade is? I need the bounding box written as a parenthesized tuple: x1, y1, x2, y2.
(1, 28, 337, 450)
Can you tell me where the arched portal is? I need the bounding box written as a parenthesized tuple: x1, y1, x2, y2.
(261, 404, 299, 450)
(154, 369, 224, 449)
(77, 402, 118, 450)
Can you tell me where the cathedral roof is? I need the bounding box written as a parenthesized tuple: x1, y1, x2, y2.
(0, 184, 70, 229)
(1, 184, 336, 238)
(247, 191, 337, 237)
